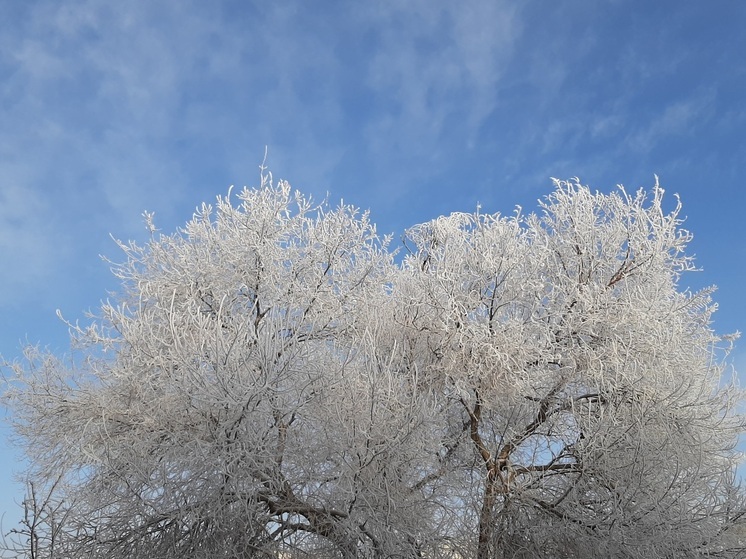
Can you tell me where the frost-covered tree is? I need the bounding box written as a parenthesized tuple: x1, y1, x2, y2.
(395, 183, 745, 558)
(3, 172, 744, 558)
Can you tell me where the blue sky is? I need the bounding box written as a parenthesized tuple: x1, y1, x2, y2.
(1, 0, 745, 536)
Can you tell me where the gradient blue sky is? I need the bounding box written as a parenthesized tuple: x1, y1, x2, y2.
(1, 0, 745, 537)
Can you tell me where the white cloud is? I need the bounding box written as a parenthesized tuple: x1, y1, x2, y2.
(626, 92, 715, 153)
(0, 2, 200, 305)
(0, 183, 70, 307)
(0, 0, 528, 245)
(363, 1, 520, 152)
(0, 0, 360, 307)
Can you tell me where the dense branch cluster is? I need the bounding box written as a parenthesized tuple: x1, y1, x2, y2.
(3, 173, 745, 558)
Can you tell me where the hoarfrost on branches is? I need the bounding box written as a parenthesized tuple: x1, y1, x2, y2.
(3, 172, 744, 558)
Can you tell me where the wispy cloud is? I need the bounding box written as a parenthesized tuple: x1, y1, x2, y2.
(363, 1, 520, 155)
(0, 183, 70, 307)
(0, 3, 231, 297)
(2, 3, 194, 208)
(0, 1, 365, 308)
(625, 91, 716, 153)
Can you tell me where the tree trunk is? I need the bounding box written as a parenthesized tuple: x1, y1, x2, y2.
(477, 475, 498, 559)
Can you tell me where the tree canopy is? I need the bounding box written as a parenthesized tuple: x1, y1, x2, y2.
(3, 173, 745, 558)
